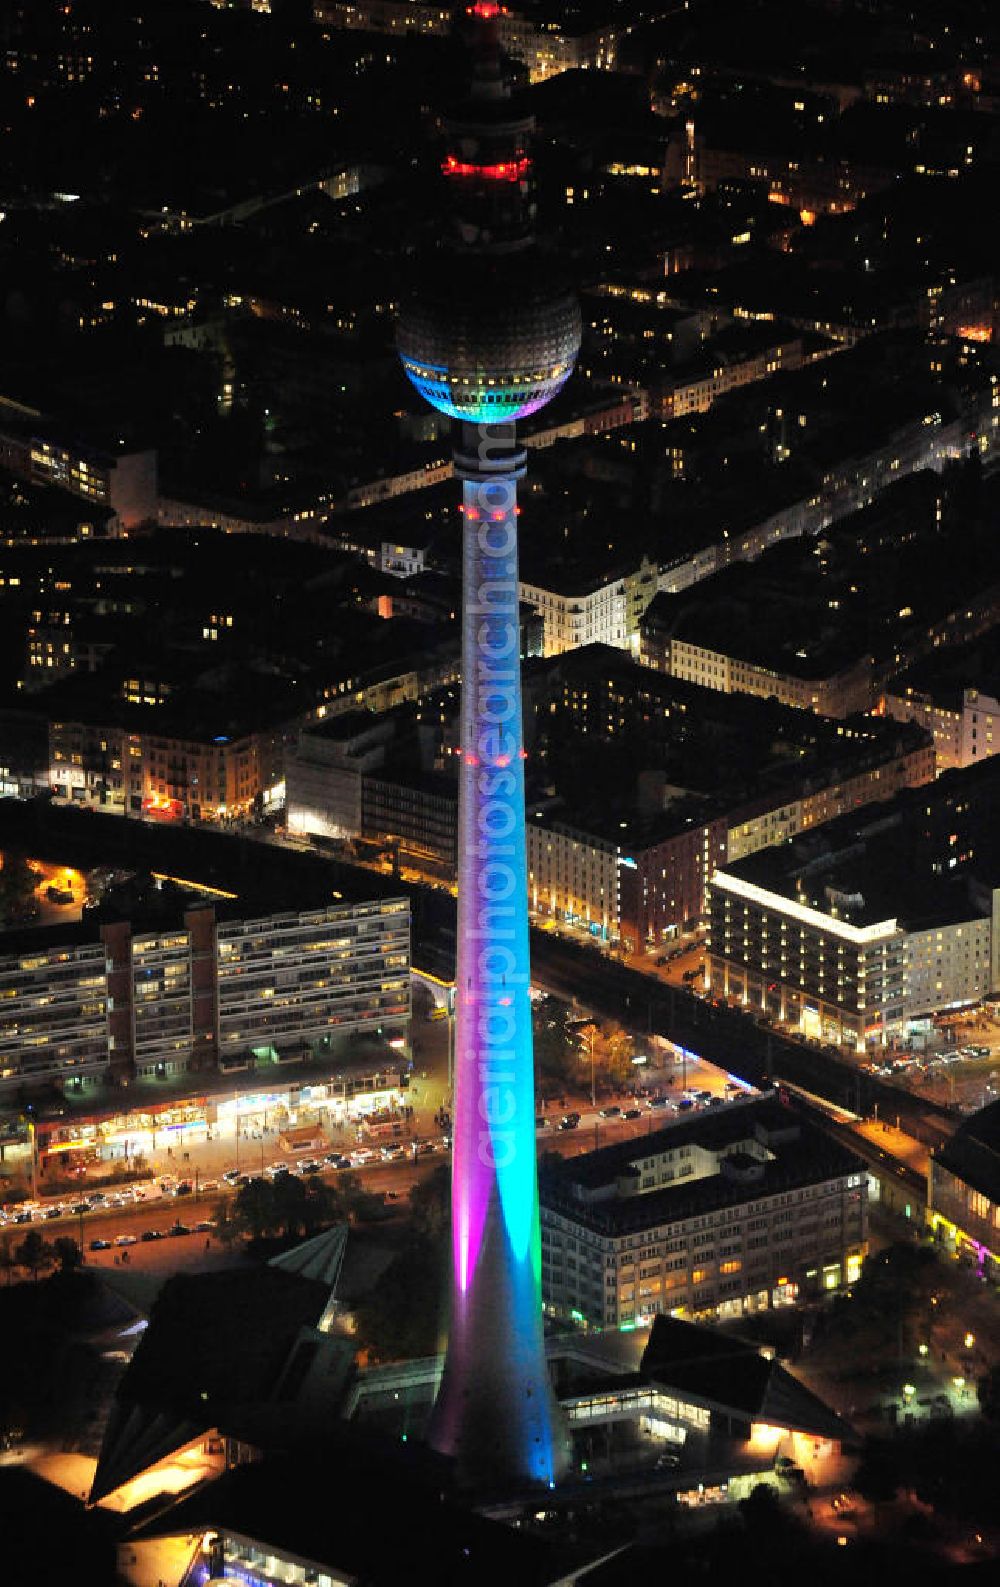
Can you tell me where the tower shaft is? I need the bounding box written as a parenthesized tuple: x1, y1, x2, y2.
(427, 424, 569, 1488)
(396, 5, 579, 1489)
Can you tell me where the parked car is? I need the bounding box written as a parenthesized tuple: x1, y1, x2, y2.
(89, 1238, 112, 1251)
(114, 1233, 138, 1247)
(599, 1105, 621, 1118)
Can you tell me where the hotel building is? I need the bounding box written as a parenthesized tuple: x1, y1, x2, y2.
(707, 760, 1000, 1049)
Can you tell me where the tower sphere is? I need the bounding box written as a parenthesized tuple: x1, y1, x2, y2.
(397, 262, 581, 423)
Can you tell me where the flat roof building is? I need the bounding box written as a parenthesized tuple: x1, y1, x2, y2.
(539, 1093, 868, 1330)
(707, 758, 1000, 1049)
(0, 884, 410, 1097)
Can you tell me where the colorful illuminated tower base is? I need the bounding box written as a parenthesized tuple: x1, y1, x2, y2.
(426, 423, 570, 1488)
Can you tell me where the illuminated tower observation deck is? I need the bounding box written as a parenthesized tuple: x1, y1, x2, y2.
(396, 4, 580, 1490)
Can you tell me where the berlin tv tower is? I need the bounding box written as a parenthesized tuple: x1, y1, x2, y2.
(396, 3, 580, 1489)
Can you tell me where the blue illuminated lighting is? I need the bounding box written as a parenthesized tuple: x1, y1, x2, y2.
(399, 355, 576, 422)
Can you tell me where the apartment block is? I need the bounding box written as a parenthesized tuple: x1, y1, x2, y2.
(0, 891, 410, 1093)
(215, 900, 410, 1068)
(520, 554, 659, 658)
(0, 934, 109, 1087)
(883, 630, 1000, 773)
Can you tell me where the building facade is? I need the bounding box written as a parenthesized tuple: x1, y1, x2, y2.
(708, 868, 910, 1051)
(724, 731, 936, 863)
(654, 334, 805, 420)
(527, 817, 622, 943)
(215, 900, 410, 1069)
(521, 554, 658, 658)
(539, 1095, 868, 1329)
(928, 1102, 1000, 1280)
(0, 934, 109, 1088)
(312, 0, 622, 83)
(526, 810, 728, 949)
(285, 714, 395, 841)
(642, 627, 875, 717)
(44, 713, 288, 822)
(0, 895, 410, 1093)
(883, 679, 1000, 774)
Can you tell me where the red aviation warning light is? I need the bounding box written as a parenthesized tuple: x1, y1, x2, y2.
(442, 154, 530, 183)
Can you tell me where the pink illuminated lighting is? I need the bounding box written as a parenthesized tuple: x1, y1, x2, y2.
(443, 154, 530, 183)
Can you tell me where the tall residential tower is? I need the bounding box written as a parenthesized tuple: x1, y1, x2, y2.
(396, 2, 580, 1489)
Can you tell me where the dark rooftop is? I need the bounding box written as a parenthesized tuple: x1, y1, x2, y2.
(129, 1444, 559, 1585)
(639, 1316, 855, 1444)
(717, 756, 1000, 932)
(934, 1100, 1000, 1208)
(0, 798, 410, 923)
(887, 623, 1000, 714)
(539, 1094, 864, 1236)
